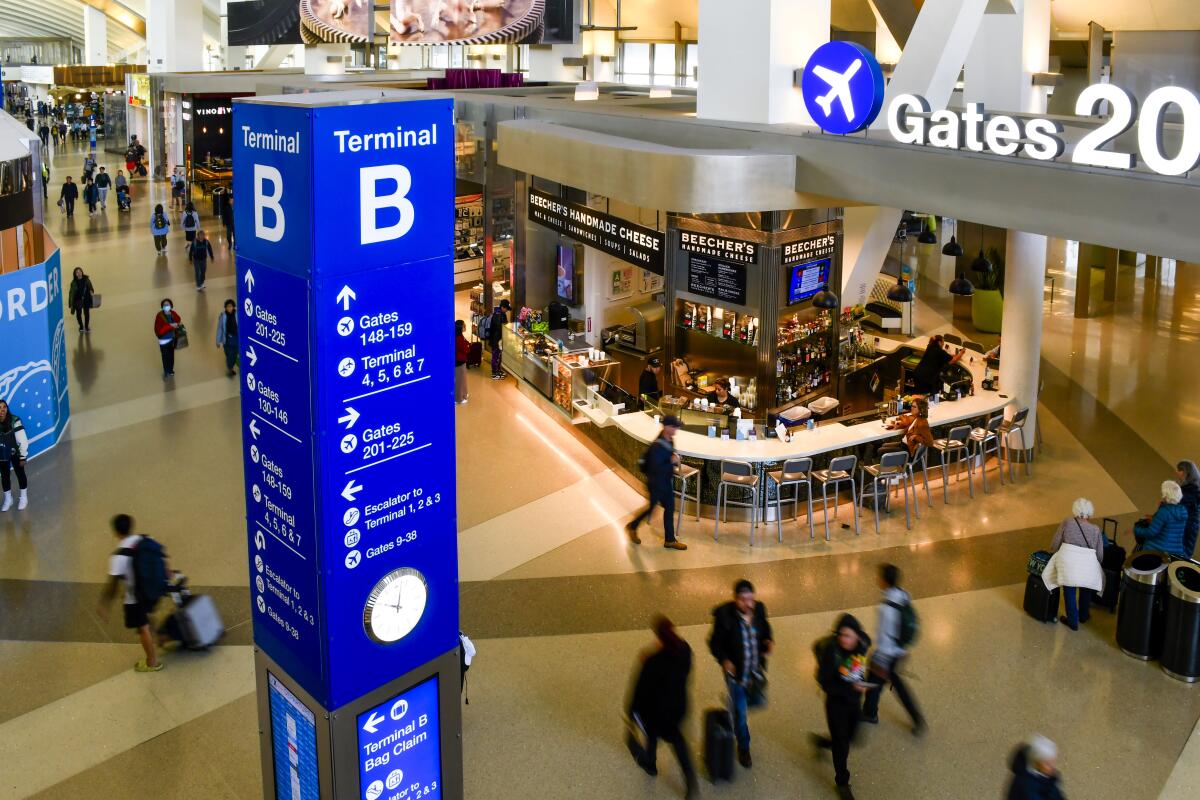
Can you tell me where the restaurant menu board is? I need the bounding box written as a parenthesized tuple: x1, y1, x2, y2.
(269, 673, 320, 800)
(788, 257, 831, 305)
(527, 188, 665, 274)
(687, 254, 747, 306)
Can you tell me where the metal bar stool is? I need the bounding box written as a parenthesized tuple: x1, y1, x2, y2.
(942, 333, 962, 346)
(859, 450, 912, 533)
(963, 339, 985, 353)
(908, 444, 933, 512)
(999, 408, 1032, 480)
(931, 425, 974, 502)
(811, 455, 859, 540)
(969, 414, 1006, 493)
(674, 463, 701, 534)
(765, 457, 814, 542)
(715, 460, 760, 543)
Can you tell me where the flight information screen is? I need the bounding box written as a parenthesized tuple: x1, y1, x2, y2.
(268, 672, 320, 799)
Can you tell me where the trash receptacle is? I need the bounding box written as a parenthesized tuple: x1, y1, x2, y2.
(212, 186, 227, 218)
(1116, 551, 1172, 660)
(1161, 561, 1200, 682)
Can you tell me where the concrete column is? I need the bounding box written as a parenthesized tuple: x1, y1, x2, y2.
(1074, 243, 1116, 318)
(220, 0, 247, 70)
(869, 1, 902, 65)
(147, 0, 204, 73)
(83, 6, 108, 66)
(964, 0, 1052, 114)
(696, 0, 829, 124)
(999, 230, 1047, 454)
(304, 43, 350, 76)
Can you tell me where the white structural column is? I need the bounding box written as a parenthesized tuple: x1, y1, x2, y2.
(696, 0, 829, 124)
(83, 6, 108, 65)
(304, 43, 350, 76)
(840, 0, 991, 306)
(146, 0, 204, 74)
(221, 0, 247, 70)
(964, 0, 1052, 113)
(999, 230, 1047, 449)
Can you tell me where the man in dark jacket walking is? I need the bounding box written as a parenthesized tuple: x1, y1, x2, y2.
(94, 166, 112, 209)
(59, 176, 78, 218)
(1005, 735, 1065, 800)
(812, 613, 873, 800)
(628, 616, 697, 799)
(626, 416, 687, 550)
(487, 299, 510, 379)
(708, 579, 773, 768)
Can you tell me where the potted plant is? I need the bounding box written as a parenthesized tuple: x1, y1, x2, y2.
(970, 246, 1004, 333)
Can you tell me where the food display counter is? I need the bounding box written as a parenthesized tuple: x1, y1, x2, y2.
(500, 324, 619, 419)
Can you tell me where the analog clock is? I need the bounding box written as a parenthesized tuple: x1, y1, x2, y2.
(363, 567, 428, 644)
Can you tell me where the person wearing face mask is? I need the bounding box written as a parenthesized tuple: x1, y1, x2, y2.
(0, 400, 30, 512)
(215, 299, 239, 377)
(154, 299, 183, 379)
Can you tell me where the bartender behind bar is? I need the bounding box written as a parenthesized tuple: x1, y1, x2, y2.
(705, 378, 740, 411)
(911, 335, 964, 395)
(639, 358, 663, 409)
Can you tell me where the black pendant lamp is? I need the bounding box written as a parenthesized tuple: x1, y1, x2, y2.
(949, 273, 975, 296)
(970, 248, 992, 274)
(811, 284, 839, 309)
(917, 226, 937, 245)
(941, 235, 964, 257)
(886, 275, 913, 303)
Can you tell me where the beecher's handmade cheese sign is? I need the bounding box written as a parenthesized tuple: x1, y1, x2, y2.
(679, 231, 758, 265)
(527, 188, 665, 274)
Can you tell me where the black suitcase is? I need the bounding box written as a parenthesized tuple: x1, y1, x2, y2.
(1023, 573, 1060, 623)
(703, 708, 735, 783)
(1095, 517, 1125, 611)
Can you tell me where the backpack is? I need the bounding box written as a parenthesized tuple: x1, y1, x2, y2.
(119, 536, 170, 606)
(477, 314, 492, 341)
(886, 598, 919, 648)
(183, 211, 197, 230)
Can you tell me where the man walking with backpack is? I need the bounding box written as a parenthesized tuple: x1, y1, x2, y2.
(486, 299, 511, 380)
(97, 514, 171, 672)
(861, 563, 926, 736)
(626, 416, 687, 550)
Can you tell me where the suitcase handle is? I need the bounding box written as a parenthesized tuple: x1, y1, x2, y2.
(1102, 517, 1119, 547)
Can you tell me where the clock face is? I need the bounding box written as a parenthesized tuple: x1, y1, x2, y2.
(363, 567, 429, 644)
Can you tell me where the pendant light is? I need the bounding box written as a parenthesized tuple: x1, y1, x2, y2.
(811, 284, 839, 309)
(941, 235, 963, 257)
(948, 273, 975, 296)
(917, 226, 937, 245)
(886, 275, 913, 303)
(970, 248, 992, 274)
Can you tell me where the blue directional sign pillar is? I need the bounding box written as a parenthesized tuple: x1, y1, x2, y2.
(233, 92, 462, 800)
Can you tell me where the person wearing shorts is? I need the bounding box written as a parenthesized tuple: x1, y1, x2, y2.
(97, 514, 166, 672)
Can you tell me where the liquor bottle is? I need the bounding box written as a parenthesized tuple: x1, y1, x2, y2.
(682, 304, 693, 328)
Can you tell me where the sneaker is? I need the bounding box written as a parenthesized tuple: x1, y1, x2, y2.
(737, 748, 752, 769)
(836, 786, 856, 800)
(912, 720, 927, 738)
(637, 758, 657, 777)
(1, 493, 11, 512)
(861, 714, 879, 725)
(134, 659, 164, 673)
(663, 541, 688, 551)
(1058, 616, 1078, 631)
(625, 523, 641, 545)
(458, 399, 469, 405)
(17, 491, 26, 511)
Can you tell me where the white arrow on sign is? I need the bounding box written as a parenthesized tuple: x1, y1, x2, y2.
(244, 269, 255, 292)
(362, 711, 386, 735)
(342, 480, 364, 502)
(249, 419, 262, 440)
(245, 345, 258, 367)
(338, 407, 360, 429)
(336, 285, 357, 311)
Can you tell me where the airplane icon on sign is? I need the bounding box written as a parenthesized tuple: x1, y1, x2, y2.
(812, 59, 862, 122)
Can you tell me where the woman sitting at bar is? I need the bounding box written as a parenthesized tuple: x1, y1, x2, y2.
(705, 378, 740, 411)
(880, 398, 935, 457)
(911, 335, 964, 396)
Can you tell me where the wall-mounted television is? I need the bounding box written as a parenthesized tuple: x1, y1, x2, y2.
(556, 243, 582, 304)
(787, 257, 831, 305)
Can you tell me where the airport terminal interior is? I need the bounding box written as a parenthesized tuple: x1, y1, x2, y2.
(3, 1, 1200, 799)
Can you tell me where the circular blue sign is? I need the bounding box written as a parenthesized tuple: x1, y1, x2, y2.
(800, 41, 886, 135)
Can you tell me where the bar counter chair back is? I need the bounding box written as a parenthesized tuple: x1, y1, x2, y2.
(999, 408, 1033, 480)
(963, 339, 985, 353)
(811, 454, 860, 540)
(942, 333, 962, 346)
(931, 424, 974, 503)
(969, 414, 1006, 492)
(765, 457, 814, 542)
(715, 460, 760, 543)
(859, 450, 913, 534)
(674, 462, 701, 534)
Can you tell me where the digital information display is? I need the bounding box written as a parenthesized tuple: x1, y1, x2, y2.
(788, 257, 831, 305)
(356, 676, 442, 800)
(269, 673, 320, 800)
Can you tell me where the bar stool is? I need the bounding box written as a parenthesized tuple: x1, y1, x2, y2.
(999, 408, 1032, 480)
(969, 414, 1006, 492)
(942, 333, 962, 346)
(765, 457, 814, 543)
(963, 339, 985, 353)
(714, 460, 760, 542)
(859, 450, 912, 533)
(674, 463, 701, 534)
(811, 455, 859, 540)
(908, 444, 933, 511)
(931, 425, 973, 502)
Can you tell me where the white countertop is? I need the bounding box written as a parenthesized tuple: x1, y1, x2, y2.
(610, 337, 1011, 463)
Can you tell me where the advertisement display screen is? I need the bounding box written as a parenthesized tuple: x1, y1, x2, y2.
(268, 673, 320, 799)
(555, 244, 575, 304)
(788, 257, 831, 305)
(356, 676, 441, 800)
(391, 0, 573, 45)
(228, 0, 373, 45)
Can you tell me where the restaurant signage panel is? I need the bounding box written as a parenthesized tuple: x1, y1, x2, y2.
(527, 188, 665, 274)
(686, 255, 747, 306)
(679, 231, 758, 265)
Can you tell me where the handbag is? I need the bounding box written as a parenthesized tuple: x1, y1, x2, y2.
(90, 294, 102, 309)
(623, 712, 649, 764)
(174, 324, 190, 350)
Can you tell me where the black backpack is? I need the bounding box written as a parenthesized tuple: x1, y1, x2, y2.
(886, 598, 920, 648)
(119, 537, 170, 606)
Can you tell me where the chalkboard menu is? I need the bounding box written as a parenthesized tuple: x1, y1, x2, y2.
(687, 255, 747, 306)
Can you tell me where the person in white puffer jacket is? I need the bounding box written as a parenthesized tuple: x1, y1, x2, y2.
(0, 400, 30, 511)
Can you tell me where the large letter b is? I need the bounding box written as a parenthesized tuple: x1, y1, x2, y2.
(360, 165, 415, 245)
(254, 164, 285, 243)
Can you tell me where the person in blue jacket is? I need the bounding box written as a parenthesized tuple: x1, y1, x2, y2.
(626, 416, 688, 550)
(150, 204, 171, 255)
(1135, 480, 1189, 556)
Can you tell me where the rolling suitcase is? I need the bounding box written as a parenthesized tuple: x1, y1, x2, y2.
(1094, 517, 1125, 611)
(172, 594, 225, 649)
(1024, 550, 1059, 623)
(703, 708, 735, 782)
(466, 339, 483, 369)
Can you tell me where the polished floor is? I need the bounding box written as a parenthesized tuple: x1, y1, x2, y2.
(0, 136, 1198, 799)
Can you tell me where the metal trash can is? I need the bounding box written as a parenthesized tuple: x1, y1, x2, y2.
(1161, 561, 1200, 682)
(212, 186, 227, 218)
(1116, 551, 1172, 660)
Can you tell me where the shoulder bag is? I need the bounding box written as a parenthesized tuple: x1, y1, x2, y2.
(174, 323, 190, 349)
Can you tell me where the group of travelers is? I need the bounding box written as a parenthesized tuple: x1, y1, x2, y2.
(58, 157, 129, 218)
